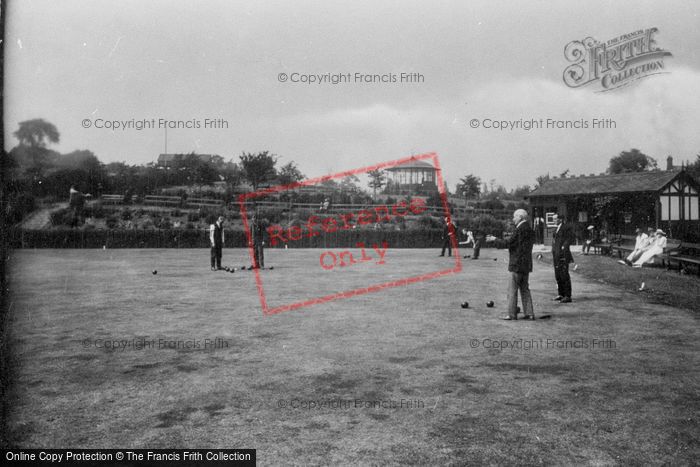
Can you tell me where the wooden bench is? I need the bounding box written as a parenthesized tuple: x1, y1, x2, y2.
(626, 238, 681, 268)
(144, 195, 181, 207)
(100, 194, 123, 205)
(664, 242, 700, 275)
(609, 235, 636, 259)
(586, 234, 624, 256)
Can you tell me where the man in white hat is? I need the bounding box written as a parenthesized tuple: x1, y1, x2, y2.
(581, 225, 597, 255)
(632, 229, 667, 268)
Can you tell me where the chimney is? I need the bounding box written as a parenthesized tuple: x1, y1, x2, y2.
(666, 155, 673, 170)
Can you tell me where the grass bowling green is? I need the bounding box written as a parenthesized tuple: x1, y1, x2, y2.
(3, 248, 698, 464)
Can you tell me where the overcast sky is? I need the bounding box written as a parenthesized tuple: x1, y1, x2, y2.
(5, 0, 700, 190)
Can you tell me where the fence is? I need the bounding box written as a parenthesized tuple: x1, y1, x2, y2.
(100, 195, 511, 220)
(241, 200, 512, 220)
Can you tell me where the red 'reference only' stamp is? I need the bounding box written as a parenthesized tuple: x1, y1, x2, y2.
(239, 153, 461, 315)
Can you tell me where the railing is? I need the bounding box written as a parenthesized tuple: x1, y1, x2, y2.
(186, 197, 223, 208)
(100, 194, 123, 204)
(143, 195, 181, 207)
(99, 195, 512, 220)
(241, 200, 510, 219)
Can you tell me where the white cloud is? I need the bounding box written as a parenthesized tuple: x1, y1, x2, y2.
(277, 67, 700, 190)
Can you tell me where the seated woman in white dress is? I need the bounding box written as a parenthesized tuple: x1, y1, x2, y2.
(626, 228, 650, 263)
(632, 229, 667, 268)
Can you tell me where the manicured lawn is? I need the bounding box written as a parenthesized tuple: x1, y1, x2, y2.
(3, 248, 698, 464)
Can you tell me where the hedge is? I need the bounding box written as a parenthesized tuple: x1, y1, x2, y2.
(8, 228, 230, 249)
(6, 228, 507, 249)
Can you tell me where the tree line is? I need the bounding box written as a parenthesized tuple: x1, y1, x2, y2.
(3, 119, 698, 226)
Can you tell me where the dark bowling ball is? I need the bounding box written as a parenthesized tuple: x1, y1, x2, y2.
(152, 270, 157, 275)
(460, 302, 469, 309)
(486, 301, 494, 307)
(269, 266, 274, 270)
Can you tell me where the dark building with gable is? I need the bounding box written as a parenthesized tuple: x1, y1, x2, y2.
(527, 158, 700, 242)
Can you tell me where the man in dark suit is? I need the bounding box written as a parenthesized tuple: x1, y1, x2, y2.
(251, 215, 265, 269)
(552, 214, 574, 303)
(210, 216, 225, 270)
(503, 209, 535, 320)
(439, 216, 456, 257)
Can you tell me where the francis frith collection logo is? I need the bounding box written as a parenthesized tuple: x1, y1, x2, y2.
(563, 27, 672, 91)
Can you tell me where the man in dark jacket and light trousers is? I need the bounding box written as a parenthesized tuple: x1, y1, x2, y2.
(210, 216, 225, 271)
(503, 209, 535, 320)
(552, 214, 574, 303)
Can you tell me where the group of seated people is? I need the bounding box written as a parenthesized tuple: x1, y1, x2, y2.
(619, 227, 668, 268)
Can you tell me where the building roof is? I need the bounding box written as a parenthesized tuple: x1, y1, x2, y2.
(528, 169, 684, 197)
(385, 159, 436, 171)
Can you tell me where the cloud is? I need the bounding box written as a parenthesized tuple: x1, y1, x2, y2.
(450, 66, 700, 186)
(277, 104, 451, 174)
(275, 66, 700, 190)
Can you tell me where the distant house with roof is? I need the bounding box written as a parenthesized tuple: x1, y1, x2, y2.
(383, 158, 438, 196)
(527, 157, 699, 241)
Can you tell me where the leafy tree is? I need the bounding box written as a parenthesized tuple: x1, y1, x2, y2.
(13, 118, 60, 148)
(339, 175, 361, 192)
(687, 153, 700, 182)
(511, 185, 531, 199)
(239, 151, 277, 190)
(535, 173, 550, 188)
(1, 150, 17, 174)
(221, 160, 243, 186)
(319, 178, 339, 189)
(12, 119, 61, 180)
(181, 152, 202, 171)
(608, 149, 657, 174)
(193, 161, 218, 188)
(277, 161, 305, 185)
(210, 155, 225, 168)
(104, 162, 138, 193)
(456, 174, 481, 200)
(367, 169, 386, 199)
(475, 198, 505, 210)
(56, 150, 101, 171)
(172, 152, 218, 188)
